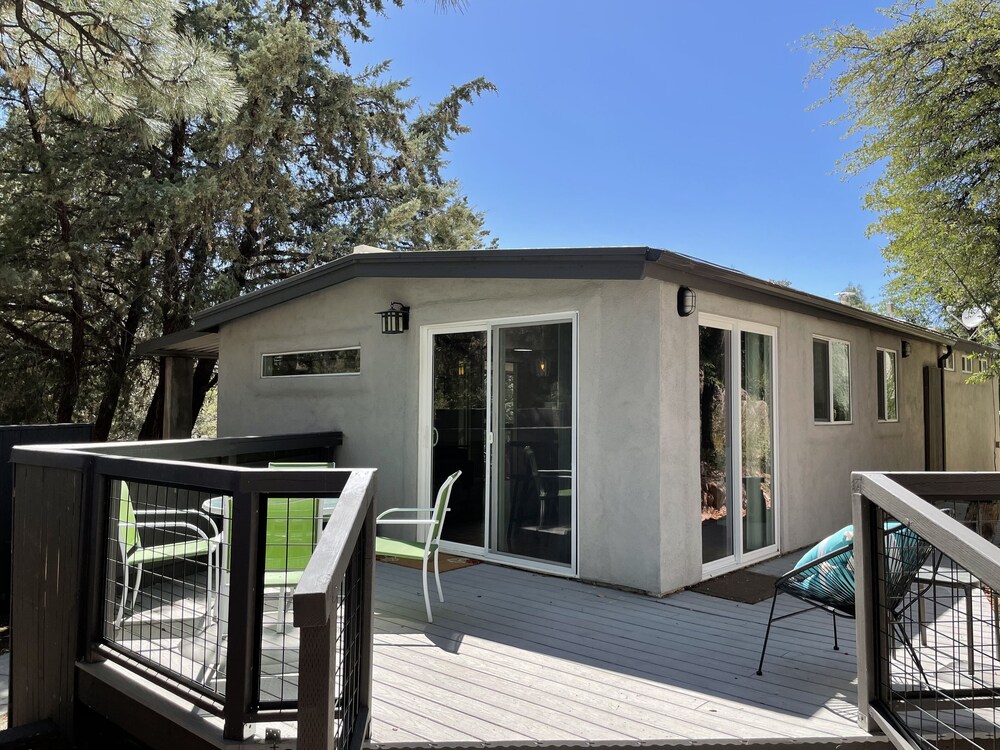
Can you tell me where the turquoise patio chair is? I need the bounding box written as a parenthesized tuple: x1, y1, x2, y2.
(376, 471, 462, 623)
(756, 522, 932, 676)
(116, 481, 222, 629)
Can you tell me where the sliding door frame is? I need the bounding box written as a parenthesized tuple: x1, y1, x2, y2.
(417, 311, 579, 577)
(699, 313, 781, 579)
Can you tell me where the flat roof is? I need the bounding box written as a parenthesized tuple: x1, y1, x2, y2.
(137, 246, 990, 358)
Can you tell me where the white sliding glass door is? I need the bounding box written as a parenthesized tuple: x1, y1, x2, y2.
(419, 314, 577, 574)
(699, 315, 778, 576)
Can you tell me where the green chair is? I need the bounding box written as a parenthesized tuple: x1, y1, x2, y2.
(375, 470, 461, 623)
(116, 480, 222, 629)
(263, 495, 320, 632)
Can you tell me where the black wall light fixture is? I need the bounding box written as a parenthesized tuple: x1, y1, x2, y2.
(677, 286, 697, 317)
(901, 340, 912, 358)
(376, 302, 409, 334)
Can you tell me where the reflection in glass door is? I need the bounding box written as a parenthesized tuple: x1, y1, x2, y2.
(699, 326, 732, 564)
(741, 331, 775, 554)
(495, 323, 573, 565)
(699, 319, 777, 571)
(432, 331, 487, 547)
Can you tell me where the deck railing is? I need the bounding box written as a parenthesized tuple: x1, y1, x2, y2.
(10, 432, 376, 750)
(854, 471, 1000, 750)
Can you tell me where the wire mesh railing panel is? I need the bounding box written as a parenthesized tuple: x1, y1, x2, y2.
(102, 477, 230, 703)
(256, 495, 330, 708)
(335, 519, 367, 750)
(873, 505, 1000, 750)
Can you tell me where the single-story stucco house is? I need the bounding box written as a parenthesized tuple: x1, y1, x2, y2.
(141, 246, 1000, 595)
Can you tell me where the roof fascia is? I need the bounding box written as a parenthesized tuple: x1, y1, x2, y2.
(193, 247, 654, 332)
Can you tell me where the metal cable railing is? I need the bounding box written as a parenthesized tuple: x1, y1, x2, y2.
(855, 472, 1000, 750)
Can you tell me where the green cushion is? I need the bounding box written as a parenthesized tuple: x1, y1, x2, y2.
(375, 537, 436, 560)
(128, 539, 212, 566)
(264, 570, 304, 587)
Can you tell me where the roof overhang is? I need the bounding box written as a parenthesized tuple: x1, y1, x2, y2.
(137, 246, 996, 359)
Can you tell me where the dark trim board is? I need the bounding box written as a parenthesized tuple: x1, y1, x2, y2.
(369, 737, 889, 750)
(137, 245, 994, 360)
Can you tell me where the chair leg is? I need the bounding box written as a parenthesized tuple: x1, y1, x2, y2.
(131, 563, 143, 610)
(894, 620, 931, 686)
(116, 562, 130, 629)
(832, 613, 839, 651)
(757, 590, 779, 676)
(422, 555, 433, 623)
(434, 548, 444, 603)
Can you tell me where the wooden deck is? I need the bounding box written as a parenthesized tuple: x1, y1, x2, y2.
(369, 560, 871, 746)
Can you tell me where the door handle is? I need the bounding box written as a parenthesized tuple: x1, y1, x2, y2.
(432, 427, 439, 447)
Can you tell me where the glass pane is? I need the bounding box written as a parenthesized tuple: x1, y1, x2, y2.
(813, 339, 830, 422)
(700, 326, 732, 564)
(496, 322, 573, 565)
(433, 332, 487, 547)
(832, 341, 852, 422)
(741, 332, 774, 554)
(877, 351, 886, 419)
(262, 348, 359, 377)
(885, 351, 897, 420)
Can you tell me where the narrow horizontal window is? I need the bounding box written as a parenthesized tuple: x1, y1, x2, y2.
(877, 348, 898, 422)
(262, 347, 360, 377)
(813, 337, 852, 423)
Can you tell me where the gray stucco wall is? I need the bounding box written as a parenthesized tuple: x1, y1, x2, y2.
(944, 355, 999, 471)
(218, 276, 667, 593)
(215, 272, 999, 596)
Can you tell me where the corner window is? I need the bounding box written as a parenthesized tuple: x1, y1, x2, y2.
(961, 354, 975, 374)
(813, 337, 852, 423)
(262, 347, 360, 377)
(876, 348, 898, 422)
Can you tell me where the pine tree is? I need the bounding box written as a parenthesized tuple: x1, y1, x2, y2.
(0, 0, 495, 438)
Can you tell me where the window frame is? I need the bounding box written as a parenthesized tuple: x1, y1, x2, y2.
(942, 352, 955, 371)
(876, 347, 899, 423)
(812, 335, 853, 425)
(961, 354, 975, 374)
(260, 345, 361, 378)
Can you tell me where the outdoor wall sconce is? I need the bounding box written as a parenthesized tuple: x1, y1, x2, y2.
(376, 301, 409, 334)
(677, 286, 697, 317)
(536, 357, 549, 377)
(901, 340, 912, 358)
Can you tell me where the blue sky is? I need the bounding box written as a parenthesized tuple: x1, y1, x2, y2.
(350, 1, 891, 302)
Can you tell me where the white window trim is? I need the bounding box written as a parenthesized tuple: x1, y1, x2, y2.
(942, 353, 955, 372)
(813, 335, 853, 425)
(260, 345, 361, 378)
(961, 354, 975, 374)
(876, 347, 899, 423)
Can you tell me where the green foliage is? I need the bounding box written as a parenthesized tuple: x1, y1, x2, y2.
(808, 0, 1000, 355)
(0, 0, 495, 438)
(0, 0, 243, 129)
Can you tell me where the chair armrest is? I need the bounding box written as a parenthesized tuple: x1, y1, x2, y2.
(778, 543, 854, 583)
(376, 507, 433, 521)
(124, 520, 219, 544)
(133, 509, 220, 539)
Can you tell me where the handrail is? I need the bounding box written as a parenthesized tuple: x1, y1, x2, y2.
(853, 470, 1000, 750)
(856, 472, 1000, 593)
(293, 469, 376, 628)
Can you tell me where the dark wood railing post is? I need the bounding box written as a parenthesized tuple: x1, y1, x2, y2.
(223, 489, 260, 741)
(80, 463, 109, 663)
(358, 502, 375, 743)
(851, 475, 877, 733)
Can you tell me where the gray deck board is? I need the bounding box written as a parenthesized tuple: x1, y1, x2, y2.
(369, 561, 870, 744)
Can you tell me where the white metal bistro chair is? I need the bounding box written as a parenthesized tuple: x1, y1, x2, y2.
(375, 471, 461, 623)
